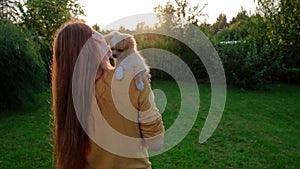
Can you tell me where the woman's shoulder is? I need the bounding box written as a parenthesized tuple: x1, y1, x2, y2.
(104, 69, 137, 79)
(96, 69, 114, 85)
(99, 69, 150, 89)
(104, 69, 115, 77)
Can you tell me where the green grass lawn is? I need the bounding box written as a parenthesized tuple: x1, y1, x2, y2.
(0, 90, 52, 169)
(0, 82, 299, 169)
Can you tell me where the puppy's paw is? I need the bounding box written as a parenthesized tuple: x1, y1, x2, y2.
(136, 81, 144, 91)
(116, 69, 123, 80)
(146, 73, 152, 82)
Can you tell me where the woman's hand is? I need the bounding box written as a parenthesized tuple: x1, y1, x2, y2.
(148, 138, 164, 151)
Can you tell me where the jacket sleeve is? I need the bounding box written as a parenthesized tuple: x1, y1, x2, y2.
(138, 78, 165, 151)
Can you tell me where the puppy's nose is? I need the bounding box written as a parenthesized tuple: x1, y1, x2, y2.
(112, 54, 117, 58)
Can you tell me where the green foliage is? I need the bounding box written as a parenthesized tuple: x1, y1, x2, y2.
(210, 10, 293, 89)
(124, 0, 299, 87)
(18, 0, 84, 79)
(135, 34, 181, 80)
(2, 0, 85, 83)
(154, 0, 207, 28)
(257, 0, 300, 80)
(216, 40, 277, 89)
(92, 24, 100, 32)
(211, 13, 228, 34)
(212, 11, 250, 43)
(198, 22, 213, 39)
(134, 32, 207, 81)
(214, 12, 283, 89)
(152, 1, 284, 89)
(0, 0, 21, 23)
(20, 0, 84, 44)
(0, 22, 46, 108)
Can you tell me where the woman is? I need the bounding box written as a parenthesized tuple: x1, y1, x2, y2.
(51, 20, 164, 169)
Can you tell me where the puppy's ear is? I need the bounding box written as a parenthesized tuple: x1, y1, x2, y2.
(123, 37, 136, 50)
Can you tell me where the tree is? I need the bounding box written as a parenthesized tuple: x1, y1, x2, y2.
(198, 22, 213, 39)
(118, 26, 126, 32)
(136, 22, 145, 32)
(20, 0, 84, 44)
(92, 24, 100, 32)
(257, 0, 300, 72)
(154, 0, 207, 28)
(229, 9, 249, 25)
(212, 13, 228, 34)
(212, 10, 252, 43)
(0, 22, 46, 107)
(18, 0, 84, 81)
(0, 0, 20, 23)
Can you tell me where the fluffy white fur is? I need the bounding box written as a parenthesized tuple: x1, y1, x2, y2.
(104, 31, 150, 91)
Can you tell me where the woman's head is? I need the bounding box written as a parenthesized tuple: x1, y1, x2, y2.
(52, 21, 112, 85)
(51, 20, 112, 169)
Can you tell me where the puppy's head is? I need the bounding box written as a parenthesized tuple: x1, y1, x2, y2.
(105, 31, 136, 59)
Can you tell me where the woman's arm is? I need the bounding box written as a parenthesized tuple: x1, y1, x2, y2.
(138, 78, 165, 151)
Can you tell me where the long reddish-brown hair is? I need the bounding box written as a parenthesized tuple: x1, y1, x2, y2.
(51, 20, 94, 169)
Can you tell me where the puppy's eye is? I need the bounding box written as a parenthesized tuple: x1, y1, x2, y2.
(117, 49, 124, 52)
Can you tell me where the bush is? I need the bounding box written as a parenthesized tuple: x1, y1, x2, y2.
(135, 33, 207, 81)
(0, 22, 46, 108)
(216, 39, 277, 89)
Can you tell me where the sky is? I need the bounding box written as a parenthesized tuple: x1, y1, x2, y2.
(78, 0, 257, 30)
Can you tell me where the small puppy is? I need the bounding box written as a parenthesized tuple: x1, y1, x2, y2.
(104, 31, 150, 91)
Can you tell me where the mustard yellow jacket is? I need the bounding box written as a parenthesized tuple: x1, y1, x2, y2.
(87, 70, 164, 169)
